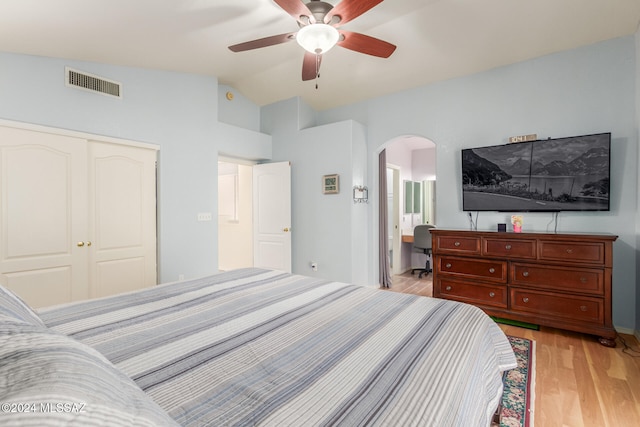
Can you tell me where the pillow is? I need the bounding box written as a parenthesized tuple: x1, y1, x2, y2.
(0, 284, 45, 327)
(0, 320, 179, 426)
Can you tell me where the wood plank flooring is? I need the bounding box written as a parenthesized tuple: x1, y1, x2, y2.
(385, 272, 640, 427)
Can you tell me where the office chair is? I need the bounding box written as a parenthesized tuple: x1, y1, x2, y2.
(411, 224, 436, 279)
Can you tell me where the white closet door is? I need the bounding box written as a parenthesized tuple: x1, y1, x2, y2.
(89, 141, 157, 298)
(0, 126, 89, 307)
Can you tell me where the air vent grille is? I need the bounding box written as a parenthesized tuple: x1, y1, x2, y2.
(65, 67, 122, 98)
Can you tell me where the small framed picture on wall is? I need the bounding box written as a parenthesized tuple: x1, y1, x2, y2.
(322, 174, 339, 194)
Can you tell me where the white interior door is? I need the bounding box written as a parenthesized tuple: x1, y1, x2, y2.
(0, 126, 89, 307)
(89, 141, 157, 298)
(253, 162, 291, 272)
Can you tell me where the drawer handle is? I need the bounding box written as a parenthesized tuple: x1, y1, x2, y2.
(580, 305, 587, 312)
(488, 268, 495, 274)
(445, 286, 452, 291)
(580, 277, 587, 283)
(566, 248, 573, 254)
(454, 241, 461, 247)
(489, 292, 495, 298)
(522, 297, 529, 303)
(505, 244, 512, 250)
(445, 263, 452, 268)
(522, 271, 529, 277)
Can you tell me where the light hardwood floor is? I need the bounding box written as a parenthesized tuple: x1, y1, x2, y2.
(385, 272, 640, 427)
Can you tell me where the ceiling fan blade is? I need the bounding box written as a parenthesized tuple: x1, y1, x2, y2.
(228, 32, 297, 52)
(274, 0, 315, 24)
(324, 0, 383, 25)
(337, 30, 396, 58)
(302, 51, 322, 81)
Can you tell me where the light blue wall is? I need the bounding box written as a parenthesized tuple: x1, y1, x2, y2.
(274, 36, 639, 331)
(0, 52, 272, 283)
(1, 33, 637, 332)
(263, 98, 368, 284)
(217, 83, 261, 132)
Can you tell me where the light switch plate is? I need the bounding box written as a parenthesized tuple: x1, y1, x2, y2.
(197, 212, 212, 221)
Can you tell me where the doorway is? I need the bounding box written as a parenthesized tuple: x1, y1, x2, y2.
(218, 159, 254, 271)
(382, 136, 436, 293)
(217, 159, 292, 273)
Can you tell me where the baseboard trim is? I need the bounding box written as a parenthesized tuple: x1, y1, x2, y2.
(614, 326, 639, 340)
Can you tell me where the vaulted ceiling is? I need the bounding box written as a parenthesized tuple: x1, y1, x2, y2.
(1, 0, 638, 110)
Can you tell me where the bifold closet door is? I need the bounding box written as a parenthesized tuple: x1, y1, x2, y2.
(0, 125, 157, 307)
(0, 126, 89, 307)
(89, 141, 157, 298)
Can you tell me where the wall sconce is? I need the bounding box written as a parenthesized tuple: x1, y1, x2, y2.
(353, 186, 368, 203)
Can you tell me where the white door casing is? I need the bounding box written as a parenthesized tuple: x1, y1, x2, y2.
(253, 162, 291, 272)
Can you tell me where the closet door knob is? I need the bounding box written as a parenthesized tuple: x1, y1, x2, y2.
(77, 241, 85, 247)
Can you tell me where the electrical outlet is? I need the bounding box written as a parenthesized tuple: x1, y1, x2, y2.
(311, 262, 318, 272)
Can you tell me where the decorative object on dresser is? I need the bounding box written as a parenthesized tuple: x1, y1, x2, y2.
(431, 229, 618, 347)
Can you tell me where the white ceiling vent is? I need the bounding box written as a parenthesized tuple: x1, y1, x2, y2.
(65, 67, 122, 98)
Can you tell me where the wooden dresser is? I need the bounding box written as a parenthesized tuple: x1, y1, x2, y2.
(431, 229, 618, 346)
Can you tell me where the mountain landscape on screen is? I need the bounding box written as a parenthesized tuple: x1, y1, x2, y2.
(462, 133, 610, 212)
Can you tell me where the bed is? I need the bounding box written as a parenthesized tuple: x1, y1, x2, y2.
(1, 268, 516, 426)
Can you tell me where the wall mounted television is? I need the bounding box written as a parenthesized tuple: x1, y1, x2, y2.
(461, 133, 611, 212)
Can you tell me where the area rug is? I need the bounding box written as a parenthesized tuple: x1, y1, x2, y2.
(500, 336, 536, 427)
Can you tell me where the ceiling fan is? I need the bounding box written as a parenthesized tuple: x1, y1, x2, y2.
(228, 0, 396, 83)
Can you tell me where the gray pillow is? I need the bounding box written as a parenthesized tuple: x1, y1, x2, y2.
(0, 284, 44, 327)
(0, 319, 179, 426)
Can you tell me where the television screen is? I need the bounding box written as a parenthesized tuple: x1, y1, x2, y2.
(462, 133, 611, 212)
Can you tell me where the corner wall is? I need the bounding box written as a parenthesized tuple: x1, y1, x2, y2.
(0, 52, 272, 283)
(264, 98, 368, 284)
(317, 36, 638, 331)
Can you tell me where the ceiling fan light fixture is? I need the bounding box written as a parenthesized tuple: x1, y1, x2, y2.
(296, 23, 339, 54)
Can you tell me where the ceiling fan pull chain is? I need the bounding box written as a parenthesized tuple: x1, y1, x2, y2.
(315, 54, 320, 90)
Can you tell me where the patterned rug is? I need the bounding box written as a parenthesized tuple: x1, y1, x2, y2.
(500, 336, 536, 427)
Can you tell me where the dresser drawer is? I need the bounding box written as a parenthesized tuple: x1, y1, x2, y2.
(483, 238, 536, 259)
(437, 256, 507, 283)
(510, 288, 604, 324)
(511, 263, 604, 295)
(539, 240, 605, 265)
(437, 279, 507, 308)
(434, 235, 481, 255)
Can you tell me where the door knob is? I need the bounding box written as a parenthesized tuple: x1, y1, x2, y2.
(77, 241, 84, 247)
(283, 227, 290, 232)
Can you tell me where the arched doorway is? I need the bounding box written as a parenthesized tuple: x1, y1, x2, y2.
(379, 135, 436, 290)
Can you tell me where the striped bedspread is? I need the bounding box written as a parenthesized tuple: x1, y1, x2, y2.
(39, 268, 516, 426)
